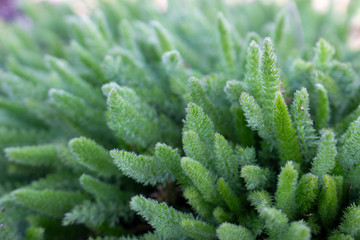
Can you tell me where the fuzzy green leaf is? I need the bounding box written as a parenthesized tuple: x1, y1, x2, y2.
(45, 55, 100, 106)
(244, 41, 262, 101)
(152, 21, 173, 53)
(290, 88, 318, 161)
(181, 157, 220, 205)
(218, 13, 235, 76)
(239, 92, 268, 139)
(217, 178, 241, 213)
(216, 223, 255, 240)
(334, 175, 344, 205)
(183, 186, 213, 219)
(13, 189, 86, 218)
(111, 150, 167, 186)
(259, 37, 281, 122)
(130, 196, 194, 239)
(311, 129, 337, 177)
(274, 92, 302, 165)
(234, 145, 257, 166)
(183, 130, 209, 169)
(69, 137, 118, 177)
(296, 173, 319, 214)
(314, 38, 335, 71)
(229, 105, 255, 146)
(181, 219, 216, 240)
(154, 143, 190, 186)
(63, 199, 133, 228)
(273, 11, 286, 45)
(224, 80, 245, 104)
(338, 117, 360, 171)
(183, 103, 215, 163)
(328, 231, 354, 240)
(48, 88, 106, 137)
(275, 161, 298, 220)
(283, 221, 311, 240)
(260, 207, 289, 240)
(79, 174, 130, 202)
(103, 83, 160, 148)
(314, 83, 330, 130)
(318, 174, 338, 226)
(213, 207, 234, 224)
(5, 144, 59, 167)
(339, 204, 360, 238)
(214, 133, 241, 189)
(248, 190, 273, 213)
(71, 41, 106, 83)
(241, 165, 269, 191)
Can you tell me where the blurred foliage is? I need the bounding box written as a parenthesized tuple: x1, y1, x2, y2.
(0, 0, 359, 239)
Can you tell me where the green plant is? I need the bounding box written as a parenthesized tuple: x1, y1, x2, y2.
(0, 0, 360, 239)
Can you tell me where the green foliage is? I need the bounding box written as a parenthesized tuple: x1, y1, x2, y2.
(218, 13, 235, 76)
(259, 38, 281, 123)
(296, 173, 319, 215)
(239, 92, 268, 139)
(183, 186, 213, 218)
(48, 88, 107, 138)
(311, 129, 337, 177)
(241, 165, 270, 191)
(338, 117, 360, 172)
(25, 226, 45, 240)
(338, 204, 360, 238)
(275, 162, 298, 220)
(181, 157, 221, 205)
(183, 130, 208, 168)
(1, 0, 360, 239)
(216, 178, 241, 213)
(244, 41, 262, 101)
(213, 206, 234, 223)
(111, 150, 166, 186)
(318, 175, 338, 226)
(79, 174, 129, 202)
(181, 219, 216, 240)
(328, 231, 355, 240)
(183, 102, 215, 167)
(104, 85, 161, 149)
(69, 137, 118, 177)
(283, 221, 311, 240)
(248, 190, 273, 212)
(260, 207, 289, 239)
(290, 88, 318, 161)
(5, 144, 60, 167)
(154, 143, 189, 185)
(314, 83, 330, 130)
(13, 189, 87, 218)
(130, 196, 193, 239)
(216, 223, 254, 240)
(63, 199, 133, 229)
(214, 134, 242, 189)
(274, 93, 302, 165)
(314, 38, 335, 71)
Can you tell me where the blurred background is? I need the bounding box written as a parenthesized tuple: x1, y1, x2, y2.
(18, 0, 357, 15)
(1, 0, 359, 50)
(20, 0, 356, 14)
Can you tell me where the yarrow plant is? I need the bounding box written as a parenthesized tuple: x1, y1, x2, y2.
(0, 0, 360, 239)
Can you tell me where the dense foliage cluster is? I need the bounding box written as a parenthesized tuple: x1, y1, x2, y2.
(0, 0, 360, 239)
